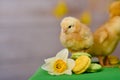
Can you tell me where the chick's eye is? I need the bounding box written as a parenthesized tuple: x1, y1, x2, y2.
(68, 25, 72, 28)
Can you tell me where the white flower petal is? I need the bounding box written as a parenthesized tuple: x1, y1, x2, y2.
(41, 63, 49, 71)
(41, 63, 54, 72)
(48, 72, 55, 75)
(67, 59, 75, 70)
(44, 57, 56, 63)
(56, 49, 69, 60)
(49, 71, 64, 75)
(41, 57, 58, 72)
(64, 70, 72, 75)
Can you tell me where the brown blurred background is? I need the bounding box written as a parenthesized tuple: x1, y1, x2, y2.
(0, 0, 120, 80)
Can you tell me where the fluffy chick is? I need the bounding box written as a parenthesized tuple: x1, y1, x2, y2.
(89, 16, 120, 66)
(60, 17, 93, 53)
(88, 1, 120, 66)
(109, 1, 120, 18)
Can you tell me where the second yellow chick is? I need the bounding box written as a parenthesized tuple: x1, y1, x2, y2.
(89, 16, 120, 66)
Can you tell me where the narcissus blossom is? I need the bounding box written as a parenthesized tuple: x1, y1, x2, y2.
(41, 49, 75, 75)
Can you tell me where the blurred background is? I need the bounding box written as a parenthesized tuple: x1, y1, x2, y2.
(0, 0, 120, 80)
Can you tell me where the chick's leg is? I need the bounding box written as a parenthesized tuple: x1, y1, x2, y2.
(98, 56, 104, 66)
(104, 56, 110, 66)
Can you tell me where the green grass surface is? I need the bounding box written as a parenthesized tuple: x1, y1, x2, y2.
(29, 65, 120, 80)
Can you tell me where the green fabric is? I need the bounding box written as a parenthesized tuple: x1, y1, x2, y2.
(29, 66, 120, 80)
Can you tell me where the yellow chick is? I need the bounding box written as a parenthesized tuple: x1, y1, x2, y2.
(88, 1, 120, 66)
(60, 17, 93, 53)
(89, 16, 120, 66)
(109, 1, 120, 18)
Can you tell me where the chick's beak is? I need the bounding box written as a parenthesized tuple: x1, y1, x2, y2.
(63, 29, 67, 33)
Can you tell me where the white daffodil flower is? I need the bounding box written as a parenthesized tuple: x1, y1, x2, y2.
(41, 49, 75, 75)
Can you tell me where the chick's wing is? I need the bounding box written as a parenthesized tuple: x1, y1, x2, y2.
(94, 29, 108, 44)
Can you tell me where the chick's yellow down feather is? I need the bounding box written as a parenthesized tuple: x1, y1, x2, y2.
(60, 17, 93, 53)
(109, 1, 120, 18)
(88, 16, 120, 66)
